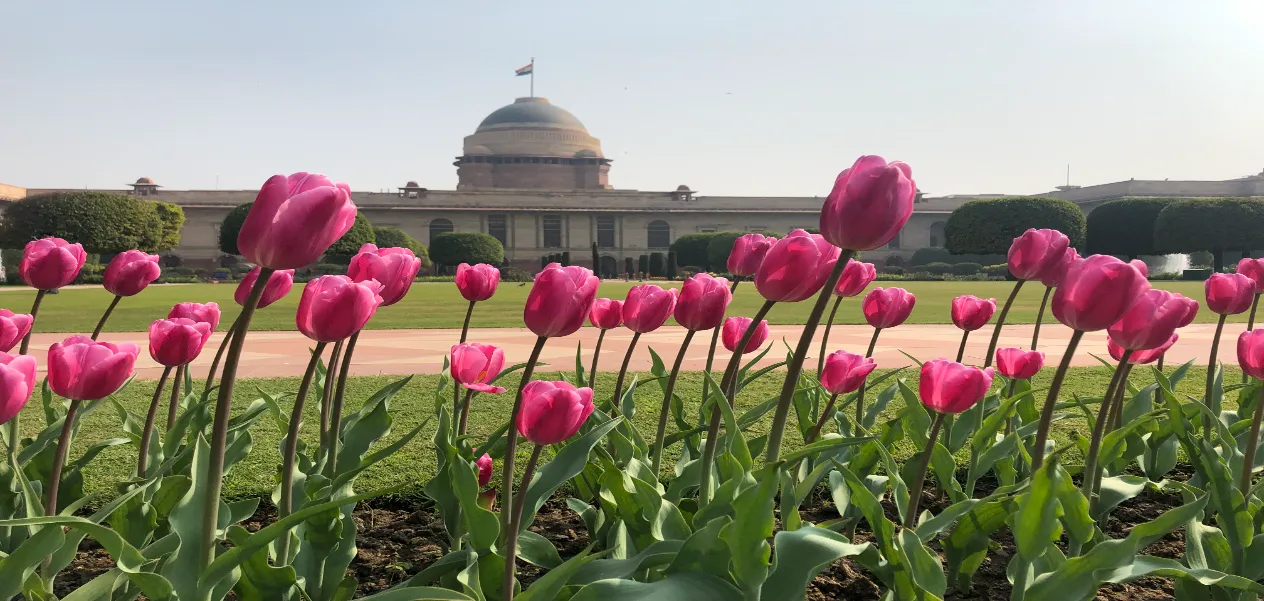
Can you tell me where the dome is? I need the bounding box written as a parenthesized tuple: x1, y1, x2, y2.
(476, 97, 587, 132)
(404, 180, 420, 188)
(676, 185, 691, 191)
(135, 177, 154, 185)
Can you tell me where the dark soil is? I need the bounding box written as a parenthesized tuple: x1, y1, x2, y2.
(54, 476, 1188, 600)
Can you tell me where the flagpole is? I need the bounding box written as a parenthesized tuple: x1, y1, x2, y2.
(530, 57, 535, 97)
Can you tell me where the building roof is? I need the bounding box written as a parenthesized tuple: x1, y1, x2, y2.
(476, 97, 587, 132)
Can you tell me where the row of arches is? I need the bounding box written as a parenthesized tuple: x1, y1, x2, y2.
(427, 217, 672, 250)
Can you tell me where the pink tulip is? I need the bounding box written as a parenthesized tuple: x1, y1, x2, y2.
(834, 261, 877, 298)
(1107, 290, 1197, 351)
(168, 302, 222, 331)
(235, 268, 295, 309)
(295, 276, 384, 343)
(236, 173, 358, 269)
(727, 234, 778, 277)
(149, 318, 213, 367)
(1007, 229, 1072, 282)
(589, 298, 624, 330)
(674, 274, 731, 331)
(525, 264, 599, 338)
(450, 343, 507, 394)
(456, 263, 501, 302)
(950, 295, 997, 332)
(819, 350, 877, 395)
(103, 250, 161, 297)
(0, 353, 36, 425)
(918, 359, 994, 414)
(995, 348, 1044, 380)
(0, 310, 34, 353)
(754, 230, 842, 302)
(1039, 247, 1080, 288)
(20, 237, 86, 291)
(476, 453, 494, 487)
(1052, 255, 1150, 331)
(623, 284, 679, 333)
(516, 380, 595, 445)
(1239, 329, 1264, 380)
(1110, 333, 1177, 365)
(722, 317, 769, 354)
(1237, 258, 1264, 294)
(819, 156, 916, 251)
(348, 244, 421, 306)
(1130, 260, 1149, 278)
(1177, 296, 1200, 327)
(1205, 273, 1255, 316)
(47, 335, 139, 401)
(862, 287, 917, 329)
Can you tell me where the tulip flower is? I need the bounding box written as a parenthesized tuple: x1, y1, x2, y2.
(476, 453, 494, 487)
(450, 342, 507, 435)
(1110, 334, 1177, 366)
(20, 237, 86, 291)
(863, 287, 917, 329)
(1206, 273, 1255, 316)
(585, 298, 624, 387)
(168, 302, 221, 331)
(1240, 329, 1264, 496)
(906, 359, 994, 527)
(1008, 229, 1072, 282)
(810, 351, 877, 442)
(950, 295, 997, 364)
(1038, 247, 1079, 289)
(103, 250, 161, 297)
(995, 348, 1044, 380)
(1105, 289, 1194, 352)
(818, 261, 877, 377)
(614, 283, 679, 417)
(235, 268, 296, 309)
(456, 263, 501, 302)
(722, 317, 769, 354)
(753, 230, 842, 303)
(727, 233, 778, 278)
(237, 172, 358, 270)
(296, 276, 384, 343)
(0, 353, 36, 425)
(0, 310, 33, 354)
(165, 302, 222, 428)
(348, 244, 421, 307)
(149, 318, 213, 368)
(819, 155, 916, 252)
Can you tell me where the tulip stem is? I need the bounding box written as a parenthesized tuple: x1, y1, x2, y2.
(817, 296, 845, 377)
(699, 299, 776, 507)
(1246, 294, 1263, 384)
(166, 364, 184, 430)
(854, 327, 883, 428)
(766, 252, 854, 464)
(984, 279, 1025, 369)
(956, 330, 969, 363)
(500, 336, 547, 601)
(651, 329, 697, 475)
(11, 289, 45, 459)
(453, 300, 477, 427)
(904, 411, 947, 528)
(610, 332, 641, 416)
(701, 279, 741, 422)
(200, 267, 272, 570)
(90, 295, 122, 341)
(457, 388, 474, 436)
(325, 331, 359, 479)
(1204, 313, 1229, 438)
(1105, 363, 1134, 434)
(44, 398, 82, 516)
(1081, 351, 1131, 514)
(1031, 329, 1085, 470)
(504, 443, 545, 601)
(587, 329, 606, 388)
(203, 316, 239, 394)
(320, 340, 344, 454)
(1240, 384, 1264, 497)
(277, 341, 328, 566)
(809, 393, 841, 444)
(136, 366, 173, 479)
(1031, 286, 1052, 351)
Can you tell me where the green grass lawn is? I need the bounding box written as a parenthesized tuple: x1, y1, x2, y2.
(0, 279, 1232, 333)
(41, 365, 1219, 504)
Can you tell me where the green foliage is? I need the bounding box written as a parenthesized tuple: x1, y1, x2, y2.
(982, 264, 1009, 278)
(882, 265, 906, 276)
(705, 231, 745, 273)
(666, 251, 678, 279)
(591, 243, 601, 276)
(218, 202, 253, 255)
(625, 257, 635, 276)
(638, 254, 649, 276)
(909, 247, 1004, 267)
(649, 252, 666, 277)
(541, 256, 549, 270)
(1085, 198, 1175, 257)
(1190, 250, 1214, 268)
(945, 196, 1086, 255)
(0, 191, 167, 253)
(950, 262, 983, 276)
(1155, 198, 1264, 271)
(670, 233, 717, 270)
(920, 262, 953, 275)
(561, 251, 572, 267)
(373, 226, 430, 268)
(430, 232, 504, 267)
(325, 212, 376, 260)
(154, 202, 185, 251)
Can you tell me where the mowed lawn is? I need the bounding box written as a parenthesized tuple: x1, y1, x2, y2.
(0, 279, 1233, 333)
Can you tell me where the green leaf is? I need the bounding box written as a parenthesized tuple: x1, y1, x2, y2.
(569, 572, 742, 601)
(519, 417, 623, 533)
(570, 539, 683, 585)
(0, 526, 64, 600)
(720, 466, 778, 596)
(517, 530, 562, 569)
(665, 516, 732, 579)
(897, 529, 947, 598)
(356, 587, 477, 600)
(762, 526, 877, 601)
(1014, 457, 1063, 561)
(778, 436, 871, 464)
(226, 524, 300, 601)
(516, 546, 597, 601)
(943, 499, 1013, 593)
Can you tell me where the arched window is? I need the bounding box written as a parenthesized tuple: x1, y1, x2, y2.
(929, 221, 946, 248)
(647, 220, 671, 250)
(429, 218, 454, 242)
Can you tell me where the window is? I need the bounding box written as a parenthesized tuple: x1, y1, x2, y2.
(597, 216, 616, 248)
(887, 231, 901, 249)
(488, 214, 508, 247)
(647, 220, 671, 249)
(542, 215, 563, 248)
(429, 218, 454, 242)
(929, 221, 946, 248)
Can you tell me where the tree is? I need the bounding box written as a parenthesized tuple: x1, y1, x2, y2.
(1086, 198, 1176, 258)
(649, 252, 666, 277)
(638, 254, 649, 277)
(154, 202, 186, 252)
(325, 212, 376, 260)
(624, 257, 635, 277)
(666, 251, 678, 279)
(372, 226, 430, 268)
(1155, 198, 1264, 272)
(705, 231, 744, 273)
(430, 232, 505, 267)
(945, 196, 1086, 255)
(670, 233, 717, 270)
(0, 191, 165, 253)
(218, 202, 253, 255)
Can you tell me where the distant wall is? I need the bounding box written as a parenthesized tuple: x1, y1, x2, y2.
(0, 184, 26, 200)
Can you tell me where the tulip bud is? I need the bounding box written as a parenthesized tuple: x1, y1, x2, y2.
(456, 263, 501, 302)
(235, 268, 296, 309)
(103, 250, 162, 297)
(722, 317, 769, 354)
(516, 380, 595, 445)
(623, 284, 679, 333)
(47, 335, 139, 401)
(1039, 247, 1079, 288)
(674, 274, 732, 331)
(1239, 330, 1264, 380)
(20, 237, 86, 291)
(819, 156, 916, 251)
(589, 298, 624, 330)
(727, 234, 777, 277)
(862, 287, 917, 329)
(149, 318, 213, 367)
(525, 264, 599, 338)
(295, 276, 384, 343)
(476, 453, 494, 487)
(834, 261, 877, 298)
(1107, 289, 1197, 351)
(348, 244, 421, 306)
(1205, 273, 1255, 316)
(237, 173, 358, 270)
(0, 310, 34, 354)
(1130, 260, 1149, 278)
(819, 350, 877, 395)
(0, 353, 36, 425)
(167, 302, 222, 331)
(1052, 255, 1149, 331)
(1110, 333, 1177, 365)
(994, 348, 1044, 380)
(1007, 229, 1072, 282)
(950, 295, 997, 332)
(754, 230, 842, 302)
(918, 359, 994, 414)
(1237, 258, 1264, 294)
(450, 343, 507, 394)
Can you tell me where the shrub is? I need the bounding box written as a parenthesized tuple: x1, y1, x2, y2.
(945, 196, 1086, 255)
(0, 191, 166, 253)
(638, 254, 649, 276)
(310, 263, 346, 275)
(1182, 268, 1213, 281)
(1155, 198, 1264, 272)
(561, 251, 571, 267)
(704, 231, 745, 273)
(324, 212, 375, 260)
(649, 252, 666, 277)
(666, 251, 678, 279)
(670, 233, 717, 270)
(430, 232, 504, 268)
(1190, 250, 1214, 268)
(950, 262, 983, 276)
(540, 256, 549, 270)
(885, 255, 906, 267)
(1085, 198, 1175, 258)
(591, 243, 601, 275)
(909, 247, 953, 266)
(882, 265, 906, 276)
(983, 264, 1009, 278)
(681, 265, 707, 277)
(217, 203, 253, 255)
(154, 202, 185, 251)
(500, 267, 534, 283)
(922, 262, 953, 275)
(624, 257, 635, 276)
(373, 227, 430, 268)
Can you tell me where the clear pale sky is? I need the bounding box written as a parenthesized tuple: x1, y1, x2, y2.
(2, 1, 1261, 197)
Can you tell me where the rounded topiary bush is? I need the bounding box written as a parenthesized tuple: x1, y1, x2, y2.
(882, 265, 906, 276)
(430, 232, 504, 267)
(983, 264, 1009, 278)
(945, 196, 1086, 255)
(670, 233, 717, 270)
(218, 203, 253, 255)
(1085, 198, 1175, 258)
(154, 202, 186, 252)
(950, 262, 983, 276)
(0, 191, 166, 253)
(1154, 198, 1264, 272)
(324, 212, 376, 260)
(922, 262, 952, 275)
(909, 247, 953, 266)
(372, 226, 430, 267)
(704, 231, 745, 272)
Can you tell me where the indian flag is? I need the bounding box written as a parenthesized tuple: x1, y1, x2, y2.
(515, 63, 533, 76)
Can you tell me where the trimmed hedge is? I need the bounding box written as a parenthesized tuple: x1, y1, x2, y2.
(670, 233, 716, 270)
(1086, 198, 1175, 258)
(0, 191, 166, 253)
(154, 202, 185, 251)
(325, 212, 376, 260)
(624, 257, 635, 276)
(666, 251, 678, 279)
(218, 203, 253, 255)
(1154, 198, 1264, 272)
(908, 247, 1004, 267)
(638, 254, 649, 276)
(920, 262, 953, 275)
(649, 252, 666, 277)
(704, 231, 744, 273)
(950, 262, 983, 276)
(945, 196, 1086, 255)
(431, 232, 503, 267)
(372, 226, 430, 268)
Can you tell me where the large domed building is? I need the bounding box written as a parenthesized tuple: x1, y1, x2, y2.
(456, 97, 612, 190)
